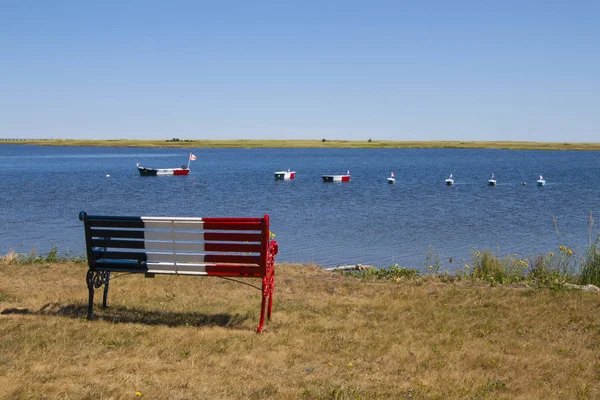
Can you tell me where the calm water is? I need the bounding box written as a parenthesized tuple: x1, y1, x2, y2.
(1, 145, 599, 271)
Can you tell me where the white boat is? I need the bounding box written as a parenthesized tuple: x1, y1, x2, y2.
(274, 169, 296, 180)
(322, 170, 350, 182)
(537, 175, 546, 186)
(136, 153, 196, 176)
(387, 172, 395, 184)
(445, 173, 454, 185)
(488, 174, 497, 186)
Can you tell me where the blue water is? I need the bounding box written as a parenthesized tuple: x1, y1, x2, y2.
(1, 145, 599, 271)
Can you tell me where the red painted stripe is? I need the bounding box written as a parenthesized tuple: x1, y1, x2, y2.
(202, 220, 263, 231)
(204, 265, 264, 276)
(203, 254, 261, 264)
(203, 232, 262, 242)
(201, 218, 263, 223)
(204, 243, 262, 253)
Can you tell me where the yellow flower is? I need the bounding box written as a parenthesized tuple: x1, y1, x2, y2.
(348, 362, 353, 367)
(429, 265, 433, 269)
(465, 264, 469, 268)
(328, 362, 333, 367)
(568, 249, 573, 256)
(549, 252, 554, 257)
(135, 392, 142, 397)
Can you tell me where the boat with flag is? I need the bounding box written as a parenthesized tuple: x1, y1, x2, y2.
(537, 175, 546, 186)
(387, 172, 395, 184)
(445, 173, 454, 185)
(322, 170, 350, 182)
(488, 173, 497, 186)
(137, 153, 196, 176)
(274, 169, 296, 180)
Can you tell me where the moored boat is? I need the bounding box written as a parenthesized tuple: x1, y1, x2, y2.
(445, 173, 454, 185)
(274, 169, 296, 180)
(488, 174, 497, 186)
(137, 153, 196, 176)
(387, 172, 395, 184)
(322, 170, 350, 182)
(537, 175, 546, 186)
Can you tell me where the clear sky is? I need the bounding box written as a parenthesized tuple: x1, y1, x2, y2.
(1, 1, 599, 141)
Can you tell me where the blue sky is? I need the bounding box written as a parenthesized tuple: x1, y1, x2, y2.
(1, 1, 599, 141)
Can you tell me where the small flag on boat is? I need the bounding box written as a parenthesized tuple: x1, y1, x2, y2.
(189, 153, 197, 161)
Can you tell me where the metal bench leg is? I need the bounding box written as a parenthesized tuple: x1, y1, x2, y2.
(102, 272, 111, 308)
(267, 273, 274, 321)
(86, 270, 95, 319)
(257, 275, 268, 333)
(86, 270, 110, 319)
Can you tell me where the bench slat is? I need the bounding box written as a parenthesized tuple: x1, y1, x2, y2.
(91, 230, 265, 243)
(202, 232, 262, 242)
(92, 262, 263, 277)
(91, 239, 145, 249)
(90, 229, 145, 239)
(89, 219, 145, 228)
(96, 251, 261, 265)
(201, 221, 263, 231)
(142, 221, 205, 230)
(89, 216, 264, 232)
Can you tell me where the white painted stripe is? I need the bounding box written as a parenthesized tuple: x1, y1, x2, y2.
(146, 264, 208, 274)
(145, 269, 209, 276)
(146, 253, 207, 263)
(144, 231, 204, 241)
(141, 216, 205, 222)
(143, 241, 205, 252)
(143, 221, 206, 230)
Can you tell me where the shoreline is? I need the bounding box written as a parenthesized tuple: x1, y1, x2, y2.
(1, 138, 600, 151)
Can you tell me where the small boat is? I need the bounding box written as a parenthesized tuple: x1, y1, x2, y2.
(537, 175, 546, 186)
(445, 173, 454, 185)
(322, 170, 350, 182)
(387, 172, 395, 184)
(137, 153, 196, 176)
(274, 169, 296, 180)
(488, 174, 497, 186)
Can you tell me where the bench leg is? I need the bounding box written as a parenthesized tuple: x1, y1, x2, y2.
(257, 275, 269, 333)
(86, 270, 110, 319)
(86, 270, 95, 319)
(102, 272, 111, 308)
(267, 273, 274, 321)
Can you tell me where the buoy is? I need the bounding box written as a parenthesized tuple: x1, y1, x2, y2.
(523, 182, 526, 185)
(106, 174, 110, 178)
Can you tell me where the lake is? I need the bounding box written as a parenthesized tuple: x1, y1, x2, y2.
(1, 145, 599, 271)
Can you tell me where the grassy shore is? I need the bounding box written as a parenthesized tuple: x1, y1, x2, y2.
(1, 255, 599, 399)
(2, 138, 600, 151)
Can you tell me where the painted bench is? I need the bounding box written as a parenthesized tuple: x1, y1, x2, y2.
(79, 211, 278, 333)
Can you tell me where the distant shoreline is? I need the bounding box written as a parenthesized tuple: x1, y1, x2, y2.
(1, 138, 600, 151)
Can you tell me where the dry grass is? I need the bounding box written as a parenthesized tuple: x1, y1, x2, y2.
(2, 138, 600, 151)
(1, 261, 599, 399)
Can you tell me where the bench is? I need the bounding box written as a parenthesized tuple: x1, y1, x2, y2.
(79, 211, 278, 333)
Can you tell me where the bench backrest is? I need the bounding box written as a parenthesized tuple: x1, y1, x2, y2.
(79, 212, 272, 278)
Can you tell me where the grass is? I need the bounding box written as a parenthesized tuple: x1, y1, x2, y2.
(1, 252, 600, 399)
(581, 237, 600, 286)
(2, 138, 600, 150)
